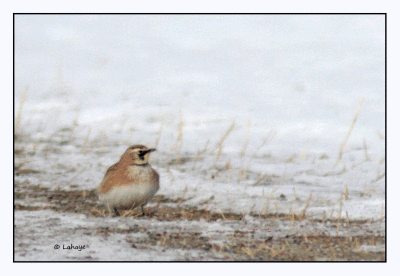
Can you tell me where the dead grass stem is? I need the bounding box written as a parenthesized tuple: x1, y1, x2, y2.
(298, 193, 313, 219)
(240, 120, 251, 157)
(15, 86, 29, 135)
(238, 130, 276, 182)
(363, 138, 370, 161)
(213, 122, 235, 167)
(174, 110, 184, 164)
(336, 98, 365, 164)
(343, 184, 349, 200)
(82, 127, 91, 153)
(154, 123, 163, 149)
(69, 106, 81, 141)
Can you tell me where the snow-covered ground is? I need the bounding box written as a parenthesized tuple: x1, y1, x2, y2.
(14, 15, 385, 261)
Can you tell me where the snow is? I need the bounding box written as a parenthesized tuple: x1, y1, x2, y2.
(14, 14, 385, 261)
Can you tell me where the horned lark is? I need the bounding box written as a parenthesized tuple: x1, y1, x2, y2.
(98, 145, 159, 216)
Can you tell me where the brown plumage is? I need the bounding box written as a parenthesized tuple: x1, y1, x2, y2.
(98, 145, 159, 216)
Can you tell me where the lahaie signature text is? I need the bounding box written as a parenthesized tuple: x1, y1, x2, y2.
(63, 244, 86, 251)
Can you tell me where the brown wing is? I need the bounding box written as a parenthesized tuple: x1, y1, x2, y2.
(98, 162, 131, 194)
(105, 163, 119, 174)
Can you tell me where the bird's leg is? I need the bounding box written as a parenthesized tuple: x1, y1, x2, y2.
(114, 208, 120, 216)
(140, 205, 145, 217)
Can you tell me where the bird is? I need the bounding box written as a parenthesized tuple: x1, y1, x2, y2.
(97, 145, 159, 217)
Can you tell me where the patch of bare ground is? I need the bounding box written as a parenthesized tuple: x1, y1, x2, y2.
(14, 183, 385, 261)
(137, 232, 385, 261)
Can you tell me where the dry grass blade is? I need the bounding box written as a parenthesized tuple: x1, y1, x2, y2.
(92, 208, 106, 217)
(299, 193, 312, 219)
(240, 120, 251, 157)
(242, 245, 255, 258)
(214, 206, 227, 220)
(154, 123, 163, 149)
(214, 122, 235, 152)
(238, 130, 276, 182)
(66, 167, 87, 186)
(343, 184, 349, 200)
(82, 127, 92, 153)
(174, 110, 184, 164)
(69, 106, 81, 141)
(336, 98, 365, 164)
(15, 86, 29, 135)
(363, 138, 370, 161)
(213, 122, 235, 167)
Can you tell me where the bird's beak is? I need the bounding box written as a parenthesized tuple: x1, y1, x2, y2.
(148, 148, 156, 153)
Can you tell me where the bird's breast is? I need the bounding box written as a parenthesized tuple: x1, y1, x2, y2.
(126, 165, 159, 184)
